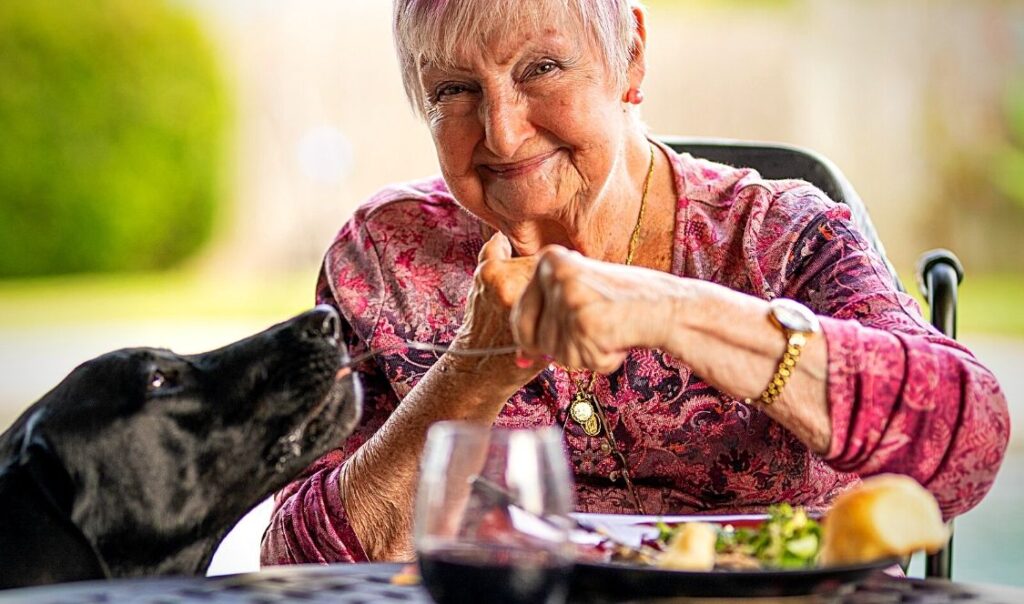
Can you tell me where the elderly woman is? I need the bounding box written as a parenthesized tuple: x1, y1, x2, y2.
(261, 0, 1009, 564)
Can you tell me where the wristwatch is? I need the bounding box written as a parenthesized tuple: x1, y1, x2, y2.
(746, 298, 821, 406)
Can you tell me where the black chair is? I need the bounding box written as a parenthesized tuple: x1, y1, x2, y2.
(662, 136, 963, 579)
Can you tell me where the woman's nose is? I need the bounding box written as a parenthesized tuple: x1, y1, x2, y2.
(480, 91, 536, 160)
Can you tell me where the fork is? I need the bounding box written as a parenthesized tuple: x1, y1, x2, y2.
(470, 475, 661, 563)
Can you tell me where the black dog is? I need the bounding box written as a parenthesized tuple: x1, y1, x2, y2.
(0, 306, 361, 589)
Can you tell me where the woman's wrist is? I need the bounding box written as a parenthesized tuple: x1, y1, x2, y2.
(658, 280, 833, 453)
(424, 351, 534, 419)
(657, 277, 707, 356)
(658, 278, 783, 398)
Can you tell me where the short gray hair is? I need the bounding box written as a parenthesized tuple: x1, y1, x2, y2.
(392, 0, 644, 118)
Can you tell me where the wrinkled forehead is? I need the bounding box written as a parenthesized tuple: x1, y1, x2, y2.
(404, 0, 594, 70)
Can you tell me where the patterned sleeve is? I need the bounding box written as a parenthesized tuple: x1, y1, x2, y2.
(260, 219, 399, 565)
(777, 191, 1010, 520)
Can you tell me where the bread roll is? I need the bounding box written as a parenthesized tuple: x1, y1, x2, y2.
(820, 474, 949, 566)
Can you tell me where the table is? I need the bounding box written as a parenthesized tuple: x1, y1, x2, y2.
(0, 563, 1021, 604)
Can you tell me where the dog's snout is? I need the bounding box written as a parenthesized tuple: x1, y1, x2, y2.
(301, 305, 341, 343)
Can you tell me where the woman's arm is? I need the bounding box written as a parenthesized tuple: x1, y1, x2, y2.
(513, 249, 833, 451)
(343, 234, 543, 560)
(784, 210, 1009, 519)
(264, 232, 542, 563)
(512, 207, 1009, 520)
(337, 353, 526, 560)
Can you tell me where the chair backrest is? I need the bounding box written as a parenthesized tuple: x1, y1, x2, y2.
(660, 136, 904, 292)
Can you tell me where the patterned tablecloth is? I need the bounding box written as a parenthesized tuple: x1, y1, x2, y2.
(0, 562, 1020, 604)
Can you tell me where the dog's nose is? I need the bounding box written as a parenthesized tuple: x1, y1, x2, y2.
(303, 305, 341, 342)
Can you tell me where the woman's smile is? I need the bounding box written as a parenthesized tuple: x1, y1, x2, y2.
(478, 148, 560, 179)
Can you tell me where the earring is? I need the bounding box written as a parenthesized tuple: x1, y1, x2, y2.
(624, 87, 644, 105)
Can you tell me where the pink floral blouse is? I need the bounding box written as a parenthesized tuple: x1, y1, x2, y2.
(261, 142, 1009, 565)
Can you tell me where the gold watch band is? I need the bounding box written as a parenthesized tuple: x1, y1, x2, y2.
(746, 331, 807, 406)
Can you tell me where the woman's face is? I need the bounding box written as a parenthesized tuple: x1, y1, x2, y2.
(417, 9, 641, 253)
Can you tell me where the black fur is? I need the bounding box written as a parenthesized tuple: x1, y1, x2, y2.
(0, 306, 361, 589)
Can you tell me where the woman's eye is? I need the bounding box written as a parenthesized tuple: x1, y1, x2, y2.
(535, 61, 557, 75)
(435, 83, 468, 100)
(525, 60, 560, 80)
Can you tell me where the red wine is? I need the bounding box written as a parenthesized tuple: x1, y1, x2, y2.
(419, 544, 571, 604)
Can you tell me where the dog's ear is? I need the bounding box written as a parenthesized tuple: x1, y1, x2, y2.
(20, 408, 81, 514)
(4, 418, 112, 583)
(0, 459, 111, 588)
(21, 435, 76, 516)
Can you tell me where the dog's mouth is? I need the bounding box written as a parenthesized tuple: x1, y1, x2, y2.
(264, 356, 361, 475)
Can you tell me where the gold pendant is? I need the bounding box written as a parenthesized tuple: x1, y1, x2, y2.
(570, 395, 601, 436)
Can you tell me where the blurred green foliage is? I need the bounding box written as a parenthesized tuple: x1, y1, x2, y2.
(0, 0, 230, 278)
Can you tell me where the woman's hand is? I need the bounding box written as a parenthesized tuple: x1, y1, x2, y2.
(511, 245, 679, 373)
(449, 232, 542, 382)
(340, 233, 547, 562)
(511, 246, 832, 454)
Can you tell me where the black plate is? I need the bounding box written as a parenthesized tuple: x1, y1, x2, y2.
(569, 558, 896, 601)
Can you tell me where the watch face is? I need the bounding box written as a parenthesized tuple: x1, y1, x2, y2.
(771, 298, 821, 333)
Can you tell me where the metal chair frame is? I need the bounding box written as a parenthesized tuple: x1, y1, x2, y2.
(662, 136, 963, 579)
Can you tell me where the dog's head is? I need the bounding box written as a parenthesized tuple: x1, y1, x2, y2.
(6, 305, 361, 576)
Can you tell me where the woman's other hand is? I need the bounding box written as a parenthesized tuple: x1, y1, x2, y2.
(512, 245, 678, 373)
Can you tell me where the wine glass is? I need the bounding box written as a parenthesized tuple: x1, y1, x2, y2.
(415, 421, 575, 604)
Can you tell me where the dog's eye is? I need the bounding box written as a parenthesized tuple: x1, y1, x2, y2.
(147, 370, 171, 392)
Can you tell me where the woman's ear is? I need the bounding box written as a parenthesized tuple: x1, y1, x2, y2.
(625, 5, 648, 95)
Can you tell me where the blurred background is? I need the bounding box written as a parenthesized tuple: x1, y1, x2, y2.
(1, 0, 1022, 584)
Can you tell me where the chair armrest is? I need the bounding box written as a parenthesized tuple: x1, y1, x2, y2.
(914, 249, 964, 580)
(916, 249, 964, 339)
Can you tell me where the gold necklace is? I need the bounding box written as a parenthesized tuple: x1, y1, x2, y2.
(568, 142, 655, 438)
